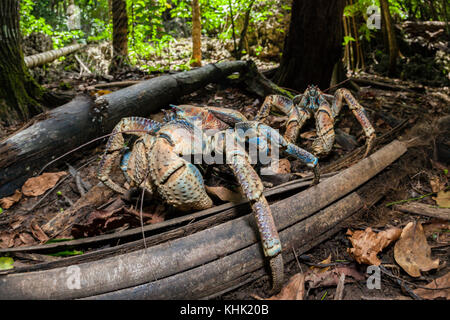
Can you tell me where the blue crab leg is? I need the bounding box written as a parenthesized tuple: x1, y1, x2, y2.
(255, 123, 320, 184)
(226, 145, 284, 292)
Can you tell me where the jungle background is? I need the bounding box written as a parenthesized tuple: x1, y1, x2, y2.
(0, 0, 449, 301)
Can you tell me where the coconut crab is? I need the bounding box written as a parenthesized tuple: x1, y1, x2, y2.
(97, 105, 320, 292)
(255, 86, 376, 158)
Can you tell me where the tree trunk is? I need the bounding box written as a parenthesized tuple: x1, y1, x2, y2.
(0, 0, 43, 125)
(273, 0, 346, 92)
(380, 0, 398, 76)
(236, 0, 255, 60)
(110, 0, 128, 73)
(191, 0, 202, 67)
(428, 0, 439, 21)
(443, 0, 449, 35)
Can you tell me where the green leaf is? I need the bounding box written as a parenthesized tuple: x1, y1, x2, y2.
(343, 36, 356, 46)
(48, 250, 83, 257)
(0, 257, 14, 270)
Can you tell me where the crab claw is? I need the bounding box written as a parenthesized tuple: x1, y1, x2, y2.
(363, 133, 376, 158)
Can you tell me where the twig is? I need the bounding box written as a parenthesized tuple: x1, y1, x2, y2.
(28, 157, 97, 212)
(386, 186, 450, 207)
(228, 0, 237, 57)
(380, 265, 450, 292)
(394, 202, 450, 220)
(67, 163, 86, 196)
(292, 247, 303, 273)
(27, 175, 71, 212)
(74, 54, 92, 75)
(87, 80, 141, 90)
(334, 273, 346, 300)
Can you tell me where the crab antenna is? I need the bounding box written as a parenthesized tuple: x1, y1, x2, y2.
(38, 129, 153, 176)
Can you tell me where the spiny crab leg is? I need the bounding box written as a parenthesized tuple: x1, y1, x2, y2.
(256, 94, 312, 147)
(252, 122, 320, 184)
(226, 146, 284, 292)
(331, 88, 376, 158)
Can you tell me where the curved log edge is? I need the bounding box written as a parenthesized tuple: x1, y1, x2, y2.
(0, 140, 407, 299)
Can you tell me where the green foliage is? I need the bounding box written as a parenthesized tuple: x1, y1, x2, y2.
(20, 0, 87, 49)
(48, 250, 84, 257)
(0, 257, 14, 270)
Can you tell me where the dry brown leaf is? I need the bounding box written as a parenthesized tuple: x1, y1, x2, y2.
(265, 265, 365, 300)
(347, 227, 402, 265)
(22, 172, 67, 197)
(18, 232, 35, 246)
(309, 254, 332, 273)
(413, 273, 450, 300)
(30, 222, 49, 243)
(306, 265, 365, 289)
(423, 220, 450, 238)
(394, 222, 440, 277)
(433, 190, 450, 208)
(429, 176, 444, 193)
(300, 130, 316, 139)
(0, 189, 22, 209)
(0, 232, 16, 248)
(205, 186, 244, 203)
(267, 273, 306, 300)
(267, 158, 291, 175)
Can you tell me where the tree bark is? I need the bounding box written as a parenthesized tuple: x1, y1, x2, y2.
(110, 0, 128, 73)
(24, 43, 85, 68)
(273, 0, 346, 92)
(0, 0, 44, 125)
(236, 0, 255, 60)
(380, 0, 399, 76)
(191, 0, 202, 67)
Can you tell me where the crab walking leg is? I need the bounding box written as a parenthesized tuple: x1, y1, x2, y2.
(311, 101, 336, 157)
(227, 149, 284, 291)
(332, 88, 376, 157)
(285, 142, 320, 184)
(255, 123, 320, 184)
(98, 117, 161, 194)
(255, 95, 295, 123)
(284, 106, 311, 144)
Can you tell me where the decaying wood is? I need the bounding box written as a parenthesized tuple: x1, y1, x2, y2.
(24, 43, 85, 68)
(394, 203, 450, 220)
(40, 183, 115, 238)
(0, 140, 407, 299)
(87, 80, 141, 90)
(334, 273, 346, 300)
(350, 77, 425, 93)
(400, 21, 449, 36)
(1, 60, 279, 198)
(0, 173, 336, 256)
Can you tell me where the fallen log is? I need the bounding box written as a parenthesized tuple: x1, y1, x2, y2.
(24, 43, 86, 68)
(399, 21, 449, 37)
(394, 203, 450, 220)
(0, 140, 407, 299)
(0, 60, 267, 198)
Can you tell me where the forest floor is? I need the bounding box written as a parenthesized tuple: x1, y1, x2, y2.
(0, 40, 449, 300)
